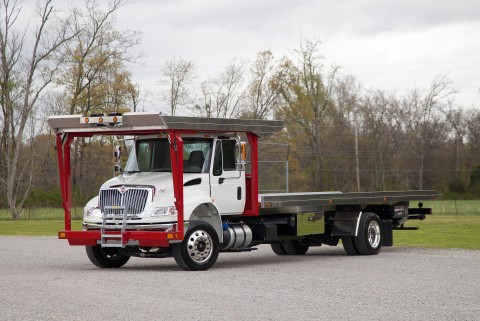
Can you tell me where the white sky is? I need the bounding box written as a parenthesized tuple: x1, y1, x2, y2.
(23, 0, 480, 110)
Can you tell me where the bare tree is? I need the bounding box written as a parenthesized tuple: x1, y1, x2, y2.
(333, 75, 364, 191)
(194, 58, 246, 118)
(441, 103, 466, 179)
(242, 50, 284, 119)
(403, 75, 453, 189)
(160, 56, 196, 116)
(0, 0, 74, 219)
(59, 0, 140, 115)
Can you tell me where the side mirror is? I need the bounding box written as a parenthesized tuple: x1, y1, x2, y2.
(235, 141, 246, 171)
(114, 145, 122, 173)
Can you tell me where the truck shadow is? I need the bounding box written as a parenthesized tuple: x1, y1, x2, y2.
(69, 246, 403, 272)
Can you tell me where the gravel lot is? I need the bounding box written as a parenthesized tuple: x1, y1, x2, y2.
(0, 236, 479, 321)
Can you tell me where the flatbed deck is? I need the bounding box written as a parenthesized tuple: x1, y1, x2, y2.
(259, 190, 441, 214)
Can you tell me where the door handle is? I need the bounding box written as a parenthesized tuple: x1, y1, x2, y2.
(219, 177, 225, 184)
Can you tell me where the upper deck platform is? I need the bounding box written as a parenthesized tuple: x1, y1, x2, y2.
(47, 113, 285, 138)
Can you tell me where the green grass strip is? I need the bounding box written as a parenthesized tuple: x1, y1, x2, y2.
(0, 220, 83, 236)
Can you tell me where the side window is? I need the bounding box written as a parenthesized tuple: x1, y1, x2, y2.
(213, 141, 222, 176)
(222, 140, 236, 171)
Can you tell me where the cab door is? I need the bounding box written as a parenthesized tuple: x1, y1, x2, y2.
(210, 139, 245, 215)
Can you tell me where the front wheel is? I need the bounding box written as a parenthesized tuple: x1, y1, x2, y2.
(85, 245, 130, 268)
(172, 222, 220, 271)
(355, 212, 383, 255)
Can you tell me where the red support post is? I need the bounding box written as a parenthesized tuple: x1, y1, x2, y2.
(244, 132, 259, 216)
(168, 130, 184, 238)
(56, 133, 73, 231)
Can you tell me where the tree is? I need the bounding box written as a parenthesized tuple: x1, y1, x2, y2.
(241, 50, 284, 120)
(333, 75, 362, 191)
(0, 0, 74, 219)
(59, 0, 140, 115)
(465, 109, 480, 188)
(276, 39, 338, 190)
(402, 75, 453, 189)
(159, 56, 196, 116)
(194, 59, 246, 118)
(442, 103, 466, 180)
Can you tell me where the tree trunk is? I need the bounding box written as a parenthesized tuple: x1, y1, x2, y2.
(419, 154, 424, 190)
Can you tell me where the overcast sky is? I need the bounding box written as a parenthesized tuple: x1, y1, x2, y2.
(24, 0, 480, 110)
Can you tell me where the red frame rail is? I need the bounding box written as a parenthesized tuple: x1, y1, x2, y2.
(55, 128, 260, 247)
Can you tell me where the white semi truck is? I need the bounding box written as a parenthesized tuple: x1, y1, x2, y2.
(48, 113, 440, 270)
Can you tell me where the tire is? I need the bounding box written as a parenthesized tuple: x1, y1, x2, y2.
(271, 243, 287, 255)
(172, 222, 220, 271)
(355, 212, 383, 255)
(342, 236, 360, 255)
(85, 245, 130, 268)
(283, 240, 309, 255)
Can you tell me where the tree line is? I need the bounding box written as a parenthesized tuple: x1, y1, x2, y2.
(1, 0, 479, 220)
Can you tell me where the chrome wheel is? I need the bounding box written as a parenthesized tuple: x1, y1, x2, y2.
(173, 222, 220, 271)
(355, 212, 383, 255)
(367, 220, 381, 249)
(186, 229, 213, 264)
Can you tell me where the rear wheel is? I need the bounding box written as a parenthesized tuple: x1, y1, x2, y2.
(85, 245, 130, 268)
(271, 243, 287, 255)
(355, 212, 383, 255)
(342, 236, 360, 255)
(283, 240, 310, 255)
(172, 222, 220, 271)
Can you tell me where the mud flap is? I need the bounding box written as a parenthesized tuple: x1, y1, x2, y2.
(382, 219, 393, 246)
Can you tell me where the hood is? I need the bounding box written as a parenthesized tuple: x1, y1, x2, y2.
(101, 172, 203, 192)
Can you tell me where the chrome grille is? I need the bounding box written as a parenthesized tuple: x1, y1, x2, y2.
(99, 187, 150, 215)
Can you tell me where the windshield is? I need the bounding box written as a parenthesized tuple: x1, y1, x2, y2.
(124, 138, 212, 173)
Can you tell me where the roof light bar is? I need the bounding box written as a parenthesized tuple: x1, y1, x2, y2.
(80, 115, 123, 125)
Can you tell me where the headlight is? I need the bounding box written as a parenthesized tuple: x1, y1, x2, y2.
(84, 206, 101, 217)
(149, 206, 177, 217)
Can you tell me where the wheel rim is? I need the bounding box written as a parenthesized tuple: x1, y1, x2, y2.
(187, 229, 213, 264)
(367, 220, 381, 249)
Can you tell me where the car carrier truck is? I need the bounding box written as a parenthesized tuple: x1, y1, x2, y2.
(47, 113, 440, 270)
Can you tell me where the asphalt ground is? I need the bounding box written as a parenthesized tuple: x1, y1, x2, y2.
(0, 236, 479, 321)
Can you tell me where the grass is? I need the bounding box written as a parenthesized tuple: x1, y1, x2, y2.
(393, 215, 480, 250)
(0, 220, 83, 236)
(0, 200, 479, 249)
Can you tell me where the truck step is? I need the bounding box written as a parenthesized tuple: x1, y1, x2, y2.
(101, 234, 122, 239)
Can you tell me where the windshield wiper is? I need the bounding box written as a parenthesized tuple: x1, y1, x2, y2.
(123, 170, 140, 174)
